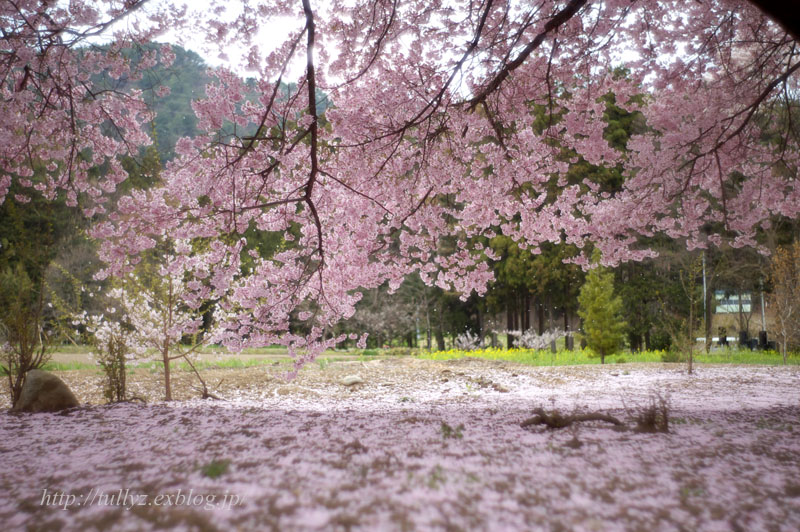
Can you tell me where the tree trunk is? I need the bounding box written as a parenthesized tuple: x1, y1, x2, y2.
(477, 305, 484, 346)
(165, 281, 174, 401)
(537, 298, 545, 334)
(688, 291, 694, 375)
(435, 329, 445, 351)
(163, 346, 172, 401)
(506, 299, 514, 349)
(705, 280, 714, 353)
(425, 299, 431, 350)
(512, 295, 519, 333)
(522, 293, 530, 332)
(548, 299, 556, 353)
(436, 309, 445, 351)
(782, 336, 788, 365)
(629, 332, 641, 352)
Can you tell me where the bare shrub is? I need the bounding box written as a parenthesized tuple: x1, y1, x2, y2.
(634, 393, 671, 433)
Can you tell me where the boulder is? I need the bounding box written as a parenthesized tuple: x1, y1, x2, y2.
(340, 375, 364, 386)
(11, 370, 79, 413)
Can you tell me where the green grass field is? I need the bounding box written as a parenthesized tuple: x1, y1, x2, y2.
(417, 346, 800, 366)
(19, 345, 799, 374)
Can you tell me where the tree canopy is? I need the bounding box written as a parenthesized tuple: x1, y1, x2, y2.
(3, 0, 800, 362)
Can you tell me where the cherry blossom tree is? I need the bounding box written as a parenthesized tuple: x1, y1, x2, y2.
(6, 1, 800, 367)
(107, 247, 218, 401)
(0, 0, 181, 212)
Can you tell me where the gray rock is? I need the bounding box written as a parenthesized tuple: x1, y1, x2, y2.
(340, 375, 364, 386)
(12, 370, 79, 413)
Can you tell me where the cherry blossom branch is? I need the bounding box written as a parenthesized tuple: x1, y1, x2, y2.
(466, 0, 590, 110)
(722, 59, 800, 144)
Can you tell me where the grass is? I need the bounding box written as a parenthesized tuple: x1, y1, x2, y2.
(40, 361, 98, 372)
(24, 345, 800, 374)
(133, 358, 291, 372)
(199, 459, 230, 479)
(417, 346, 800, 366)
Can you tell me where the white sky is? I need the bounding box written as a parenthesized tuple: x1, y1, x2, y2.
(163, 0, 307, 79)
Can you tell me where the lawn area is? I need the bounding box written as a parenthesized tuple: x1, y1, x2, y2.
(419, 346, 800, 366)
(42, 345, 799, 375)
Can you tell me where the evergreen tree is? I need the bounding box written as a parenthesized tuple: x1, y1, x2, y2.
(578, 257, 627, 364)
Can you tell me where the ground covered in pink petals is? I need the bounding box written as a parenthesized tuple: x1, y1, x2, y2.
(2, 360, 799, 531)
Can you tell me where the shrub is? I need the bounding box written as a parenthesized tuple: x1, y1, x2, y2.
(455, 331, 481, 351)
(97, 335, 128, 403)
(505, 328, 565, 350)
(661, 349, 686, 363)
(87, 318, 146, 403)
(649, 330, 673, 351)
(0, 265, 52, 406)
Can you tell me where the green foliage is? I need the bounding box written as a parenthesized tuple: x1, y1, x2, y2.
(660, 349, 686, 363)
(577, 257, 626, 363)
(112, 44, 209, 161)
(0, 176, 104, 335)
(487, 237, 583, 349)
(440, 422, 464, 440)
(615, 259, 669, 351)
(649, 330, 673, 351)
(0, 264, 52, 404)
(95, 334, 130, 403)
(40, 361, 96, 371)
(488, 238, 583, 303)
(0, 183, 85, 286)
(200, 459, 230, 479)
(419, 346, 799, 366)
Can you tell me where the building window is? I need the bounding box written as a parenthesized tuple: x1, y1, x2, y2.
(715, 291, 751, 314)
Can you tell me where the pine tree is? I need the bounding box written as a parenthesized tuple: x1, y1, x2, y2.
(578, 257, 627, 364)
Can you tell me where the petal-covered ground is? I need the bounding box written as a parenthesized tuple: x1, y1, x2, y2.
(1, 359, 799, 531)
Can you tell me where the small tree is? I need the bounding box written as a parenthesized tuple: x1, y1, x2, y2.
(110, 247, 221, 401)
(577, 257, 626, 364)
(86, 317, 146, 403)
(0, 265, 52, 406)
(677, 255, 704, 374)
(768, 243, 800, 364)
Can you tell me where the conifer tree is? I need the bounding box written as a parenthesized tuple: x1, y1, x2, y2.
(578, 255, 627, 364)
